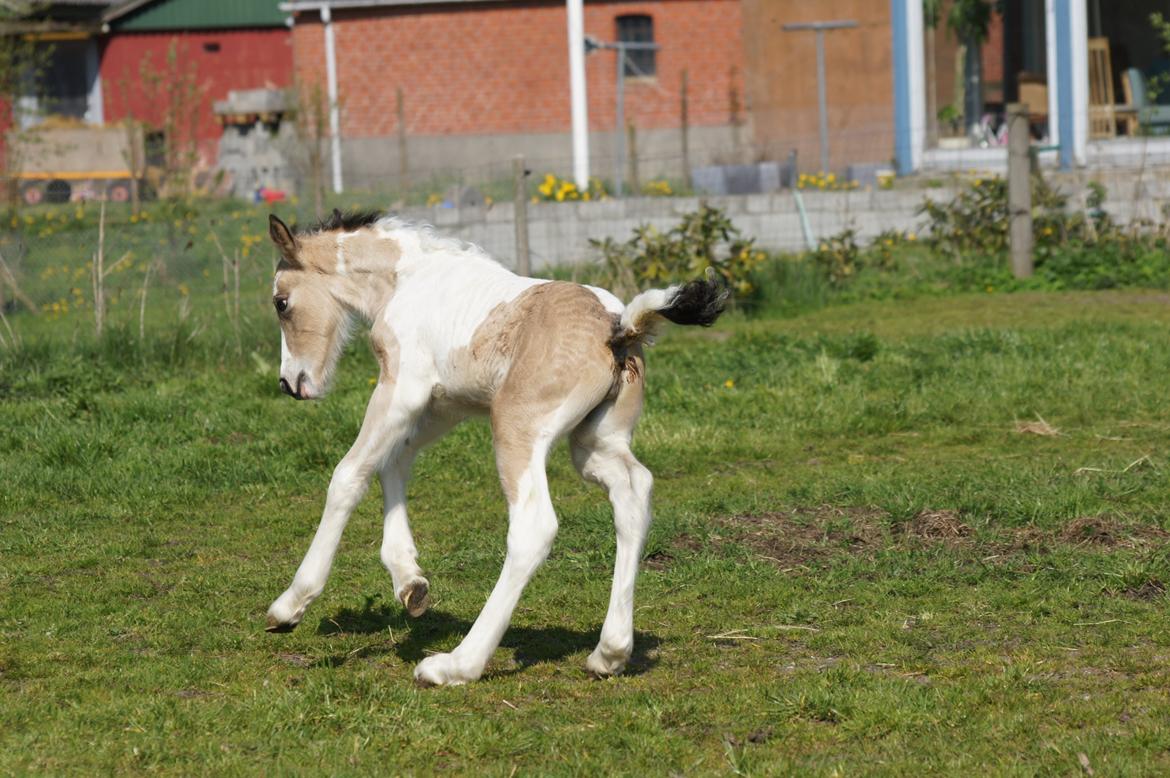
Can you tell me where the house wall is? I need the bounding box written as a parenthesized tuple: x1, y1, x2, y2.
(289, 0, 746, 188)
(100, 28, 293, 163)
(740, 0, 896, 172)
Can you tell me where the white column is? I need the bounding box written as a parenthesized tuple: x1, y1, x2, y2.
(566, 0, 590, 188)
(1070, 0, 1088, 164)
(906, 0, 926, 171)
(85, 39, 104, 125)
(1045, 0, 1060, 146)
(892, 0, 926, 174)
(322, 6, 344, 194)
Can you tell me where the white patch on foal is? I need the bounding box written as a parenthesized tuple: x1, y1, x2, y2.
(262, 210, 728, 685)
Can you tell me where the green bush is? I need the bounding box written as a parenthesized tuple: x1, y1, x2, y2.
(807, 176, 1170, 296)
(589, 204, 765, 301)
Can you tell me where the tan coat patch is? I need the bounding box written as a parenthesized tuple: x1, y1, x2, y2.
(465, 282, 624, 501)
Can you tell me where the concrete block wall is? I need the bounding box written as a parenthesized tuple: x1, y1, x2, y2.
(395, 173, 1170, 271)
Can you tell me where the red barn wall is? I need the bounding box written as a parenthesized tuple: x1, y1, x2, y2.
(101, 28, 292, 163)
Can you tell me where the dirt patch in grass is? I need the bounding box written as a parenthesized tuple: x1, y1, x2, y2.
(723, 506, 887, 568)
(1059, 516, 1169, 548)
(1119, 580, 1167, 601)
(905, 509, 972, 542)
(642, 534, 705, 571)
(715, 508, 1167, 569)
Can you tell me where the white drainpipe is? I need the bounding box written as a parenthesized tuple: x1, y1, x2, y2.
(322, 5, 344, 193)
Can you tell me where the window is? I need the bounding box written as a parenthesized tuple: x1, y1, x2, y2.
(616, 15, 655, 78)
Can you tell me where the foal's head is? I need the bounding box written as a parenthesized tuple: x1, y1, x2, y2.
(267, 213, 360, 400)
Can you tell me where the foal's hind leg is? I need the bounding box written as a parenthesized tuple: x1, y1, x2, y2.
(413, 411, 563, 686)
(378, 412, 460, 617)
(570, 353, 652, 676)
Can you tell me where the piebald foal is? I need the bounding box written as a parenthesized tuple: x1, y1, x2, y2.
(265, 210, 725, 685)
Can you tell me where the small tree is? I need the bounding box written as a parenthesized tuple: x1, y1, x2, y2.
(0, 8, 52, 212)
(119, 38, 205, 199)
(1150, 13, 1170, 103)
(286, 80, 329, 220)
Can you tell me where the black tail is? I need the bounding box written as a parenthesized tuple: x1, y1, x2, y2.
(658, 276, 729, 327)
(614, 274, 729, 349)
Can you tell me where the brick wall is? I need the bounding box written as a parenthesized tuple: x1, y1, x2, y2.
(290, 0, 744, 140)
(741, 0, 895, 171)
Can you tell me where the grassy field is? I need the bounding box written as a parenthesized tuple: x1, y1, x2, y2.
(3, 203, 1170, 774)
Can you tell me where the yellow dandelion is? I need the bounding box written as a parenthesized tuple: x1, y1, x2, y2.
(724, 379, 735, 389)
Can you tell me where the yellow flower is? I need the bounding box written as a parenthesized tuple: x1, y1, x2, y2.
(178, 283, 190, 297)
(907, 232, 917, 241)
(724, 379, 735, 389)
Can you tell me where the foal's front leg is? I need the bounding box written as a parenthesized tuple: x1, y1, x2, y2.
(378, 413, 459, 618)
(266, 381, 425, 631)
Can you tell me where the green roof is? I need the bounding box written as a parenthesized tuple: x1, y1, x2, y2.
(106, 0, 286, 31)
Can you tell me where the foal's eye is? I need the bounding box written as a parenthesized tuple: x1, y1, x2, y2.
(274, 297, 289, 314)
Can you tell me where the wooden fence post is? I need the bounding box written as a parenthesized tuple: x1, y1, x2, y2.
(513, 155, 530, 277)
(680, 69, 691, 189)
(396, 87, 408, 186)
(627, 122, 640, 194)
(1008, 102, 1033, 279)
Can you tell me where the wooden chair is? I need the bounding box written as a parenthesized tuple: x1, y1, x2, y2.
(1087, 37, 1116, 139)
(1121, 68, 1170, 136)
(1017, 72, 1048, 136)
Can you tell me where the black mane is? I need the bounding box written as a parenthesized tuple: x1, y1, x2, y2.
(295, 208, 384, 236)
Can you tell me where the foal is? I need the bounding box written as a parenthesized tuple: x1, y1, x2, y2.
(264, 210, 725, 685)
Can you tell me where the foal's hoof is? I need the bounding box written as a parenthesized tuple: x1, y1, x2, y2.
(414, 652, 479, 686)
(398, 578, 431, 618)
(265, 594, 304, 633)
(265, 613, 299, 633)
(585, 645, 630, 677)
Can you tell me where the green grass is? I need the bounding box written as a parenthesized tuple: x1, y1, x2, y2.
(3, 203, 1170, 774)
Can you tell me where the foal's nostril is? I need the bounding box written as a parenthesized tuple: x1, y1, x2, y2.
(279, 377, 295, 397)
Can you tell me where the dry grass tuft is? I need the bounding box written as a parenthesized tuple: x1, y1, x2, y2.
(1016, 414, 1060, 436)
(907, 509, 973, 540)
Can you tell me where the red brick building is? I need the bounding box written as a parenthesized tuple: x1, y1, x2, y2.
(284, 0, 749, 188)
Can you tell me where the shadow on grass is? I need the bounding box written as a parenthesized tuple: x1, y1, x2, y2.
(312, 594, 661, 677)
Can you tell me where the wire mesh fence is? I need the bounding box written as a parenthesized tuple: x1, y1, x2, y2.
(2, 124, 1170, 353)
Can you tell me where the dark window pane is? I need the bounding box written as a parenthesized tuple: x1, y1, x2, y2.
(616, 15, 655, 77)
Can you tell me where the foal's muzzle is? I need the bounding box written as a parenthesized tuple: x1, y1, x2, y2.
(279, 372, 309, 400)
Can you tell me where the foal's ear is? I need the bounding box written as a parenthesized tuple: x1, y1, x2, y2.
(268, 214, 301, 268)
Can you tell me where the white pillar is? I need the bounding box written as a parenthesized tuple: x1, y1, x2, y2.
(1070, 0, 1088, 165)
(322, 6, 344, 194)
(1045, 0, 1060, 146)
(906, 0, 926, 172)
(566, 0, 589, 188)
(892, 0, 926, 174)
(85, 39, 104, 125)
